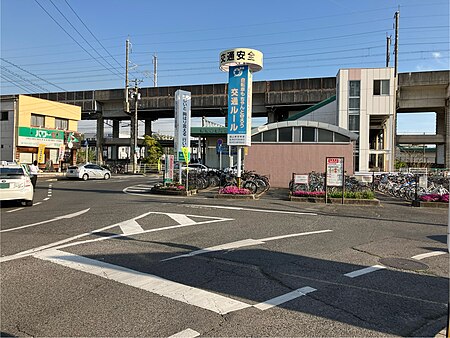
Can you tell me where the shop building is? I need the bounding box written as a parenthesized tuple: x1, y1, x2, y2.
(0, 95, 81, 170)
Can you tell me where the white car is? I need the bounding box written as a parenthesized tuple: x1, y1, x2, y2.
(181, 163, 213, 172)
(0, 161, 34, 206)
(66, 163, 111, 181)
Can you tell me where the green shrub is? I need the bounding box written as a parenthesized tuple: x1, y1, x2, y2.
(328, 190, 374, 199)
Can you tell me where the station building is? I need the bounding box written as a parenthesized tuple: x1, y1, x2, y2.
(196, 67, 396, 187)
(0, 95, 82, 170)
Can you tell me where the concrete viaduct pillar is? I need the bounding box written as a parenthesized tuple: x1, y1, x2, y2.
(446, 97, 450, 168)
(96, 115, 104, 163)
(145, 119, 152, 136)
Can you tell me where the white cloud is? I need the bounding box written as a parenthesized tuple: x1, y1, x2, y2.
(432, 52, 441, 59)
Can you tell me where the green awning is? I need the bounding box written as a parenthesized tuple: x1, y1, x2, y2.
(191, 126, 227, 136)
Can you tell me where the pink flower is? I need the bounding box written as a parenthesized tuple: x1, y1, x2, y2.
(292, 190, 325, 197)
(219, 186, 251, 195)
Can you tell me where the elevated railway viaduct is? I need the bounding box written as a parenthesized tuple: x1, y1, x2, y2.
(24, 70, 450, 167)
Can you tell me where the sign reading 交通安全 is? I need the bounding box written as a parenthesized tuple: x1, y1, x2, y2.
(174, 90, 191, 162)
(326, 157, 344, 187)
(227, 65, 252, 146)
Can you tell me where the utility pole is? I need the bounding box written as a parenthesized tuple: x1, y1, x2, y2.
(394, 10, 399, 76)
(124, 39, 130, 113)
(130, 80, 141, 174)
(130, 79, 141, 174)
(386, 35, 391, 67)
(153, 54, 158, 87)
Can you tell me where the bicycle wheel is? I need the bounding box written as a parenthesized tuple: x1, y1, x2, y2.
(243, 181, 258, 194)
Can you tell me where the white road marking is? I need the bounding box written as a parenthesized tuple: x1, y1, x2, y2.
(43, 198, 50, 201)
(118, 219, 144, 235)
(0, 212, 233, 262)
(6, 208, 24, 213)
(169, 329, 200, 338)
(162, 239, 265, 261)
(253, 286, 316, 310)
(34, 249, 316, 314)
(262, 229, 333, 241)
(344, 251, 448, 278)
(411, 251, 446, 260)
(163, 230, 333, 261)
(34, 249, 252, 315)
(344, 265, 386, 278)
(0, 208, 90, 233)
(34, 202, 42, 205)
(187, 204, 317, 216)
(166, 213, 197, 225)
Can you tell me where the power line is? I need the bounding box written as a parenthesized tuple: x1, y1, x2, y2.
(33, 0, 123, 81)
(47, 0, 123, 78)
(0, 72, 35, 94)
(1, 57, 67, 91)
(1, 66, 50, 92)
(63, 0, 123, 70)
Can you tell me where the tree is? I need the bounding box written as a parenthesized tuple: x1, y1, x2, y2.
(143, 135, 163, 164)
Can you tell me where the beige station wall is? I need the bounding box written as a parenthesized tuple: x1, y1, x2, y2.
(245, 143, 354, 188)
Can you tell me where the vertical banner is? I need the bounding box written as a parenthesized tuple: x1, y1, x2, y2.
(58, 144, 66, 162)
(164, 154, 174, 184)
(227, 65, 252, 146)
(38, 144, 46, 164)
(174, 90, 191, 162)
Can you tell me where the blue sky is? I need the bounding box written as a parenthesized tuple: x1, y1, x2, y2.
(1, 0, 449, 134)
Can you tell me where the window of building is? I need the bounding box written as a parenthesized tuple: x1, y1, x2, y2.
(262, 129, 277, 142)
(31, 114, 45, 127)
(252, 126, 352, 144)
(302, 127, 316, 142)
(55, 118, 68, 130)
(334, 133, 350, 142)
(348, 115, 360, 131)
(1, 111, 8, 121)
(251, 133, 262, 143)
(278, 127, 292, 142)
(318, 129, 333, 142)
(373, 79, 390, 95)
(293, 127, 301, 142)
(349, 81, 360, 97)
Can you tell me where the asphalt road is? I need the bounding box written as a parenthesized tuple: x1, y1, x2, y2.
(1, 174, 448, 337)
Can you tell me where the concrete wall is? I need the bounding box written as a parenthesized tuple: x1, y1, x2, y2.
(244, 143, 354, 188)
(0, 100, 15, 161)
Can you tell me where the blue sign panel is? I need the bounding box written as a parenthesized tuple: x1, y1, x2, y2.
(227, 65, 252, 146)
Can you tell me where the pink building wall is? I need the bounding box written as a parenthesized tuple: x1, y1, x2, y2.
(245, 143, 354, 188)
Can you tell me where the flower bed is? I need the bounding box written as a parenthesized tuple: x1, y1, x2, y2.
(218, 186, 251, 195)
(215, 185, 255, 199)
(151, 184, 197, 196)
(412, 193, 449, 208)
(291, 190, 325, 197)
(291, 190, 375, 200)
(419, 193, 449, 203)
